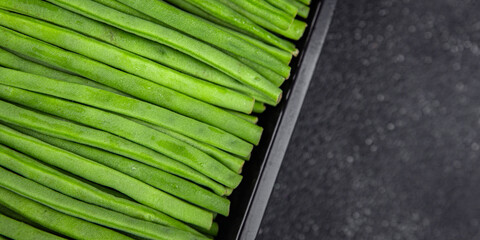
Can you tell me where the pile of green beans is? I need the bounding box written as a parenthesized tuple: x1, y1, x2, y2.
(0, 0, 312, 238)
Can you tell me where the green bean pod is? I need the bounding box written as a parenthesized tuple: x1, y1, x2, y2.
(0, 67, 252, 157)
(265, 0, 298, 17)
(253, 102, 267, 114)
(222, 26, 293, 65)
(181, 0, 296, 54)
(216, 0, 306, 41)
(0, 213, 65, 240)
(0, 168, 209, 240)
(0, 85, 243, 189)
(0, 202, 57, 237)
(233, 54, 287, 86)
(0, 0, 271, 105)
(130, 118, 245, 174)
(296, 0, 312, 6)
(46, 0, 285, 102)
(225, 110, 259, 124)
(162, 0, 294, 63)
(93, 0, 156, 21)
(114, 0, 292, 77)
(0, 48, 126, 96)
(0, 186, 134, 240)
(290, 0, 311, 18)
(11, 128, 230, 216)
(0, 10, 255, 114)
(0, 25, 263, 145)
(0, 142, 203, 231)
(0, 98, 228, 196)
(192, 222, 219, 237)
(219, 0, 293, 30)
(0, 123, 213, 229)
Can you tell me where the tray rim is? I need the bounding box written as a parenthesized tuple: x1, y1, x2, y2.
(237, 1, 338, 239)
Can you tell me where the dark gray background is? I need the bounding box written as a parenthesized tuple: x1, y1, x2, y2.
(258, 0, 480, 239)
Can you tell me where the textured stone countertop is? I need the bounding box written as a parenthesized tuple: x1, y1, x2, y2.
(258, 0, 480, 239)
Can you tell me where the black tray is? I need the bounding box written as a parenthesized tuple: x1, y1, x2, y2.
(216, 1, 337, 239)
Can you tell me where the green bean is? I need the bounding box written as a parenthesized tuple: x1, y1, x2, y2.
(219, 0, 293, 30)
(0, 84, 242, 191)
(162, 0, 294, 63)
(0, 0, 269, 105)
(0, 142, 201, 231)
(0, 123, 213, 229)
(0, 100, 228, 196)
(0, 198, 69, 238)
(92, 0, 156, 21)
(0, 25, 263, 145)
(115, 0, 292, 76)
(222, 27, 293, 65)
(216, 0, 307, 41)
(47, 0, 285, 101)
(0, 168, 209, 240)
(0, 186, 134, 240)
(226, 110, 259, 124)
(233, 54, 286, 86)
(11, 128, 230, 216)
(0, 213, 65, 240)
(0, 48, 126, 96)
(0, 206, 59, 239)
(192, 222, 219, 237)
(290, 0, 310, 18)
(253, 102, 267, 114)
(130, 118, 245, 174)
(0, 67, 251, 157)
(248, 0, 297, 25)
(277, 19, 308, 41)
(0, 85, 243, 189)
(0, 203, 41, 230)
(180, 0, 296, 53)
(265, 0, 298, 17)
(0, 10, 254, 114)
(296, 0, 311, 6)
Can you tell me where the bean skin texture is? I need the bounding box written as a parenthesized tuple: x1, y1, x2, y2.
(0, 25, 263, 145)
(0, 85, 243, 189)
(0, 213, 66, 240)
(0, 186, 135, 240)
(0, 167, 210, 240)
(0, 122, 213, 229)
(114, 0, 293, 77)
(232, 54, 287, 85)
(0, 48, 126, 95)
(216, 0, 293, 30)
(0, 142, 201, 232)
(0, 9, 255, 114)
(10, 128, 230, 216)
(0, 0, 270, 105)
(45, 0, 284, 102)
(253, 102, 267, 114)
(296, 0, 312, 6)
(163, 0, 294, 64)
(265, 0, 299, 17)
(131, 118, 245, 174)
(0, 98, 228, 196)
(0, 67, 252, 157)
(216, 0, 306, 41)
(180, 0, 296, 53)
(226, 110, 259, 124)
(290, 0, 311, 18)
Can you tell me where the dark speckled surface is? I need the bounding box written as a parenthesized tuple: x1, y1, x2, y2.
(258, 0, 480, 239)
